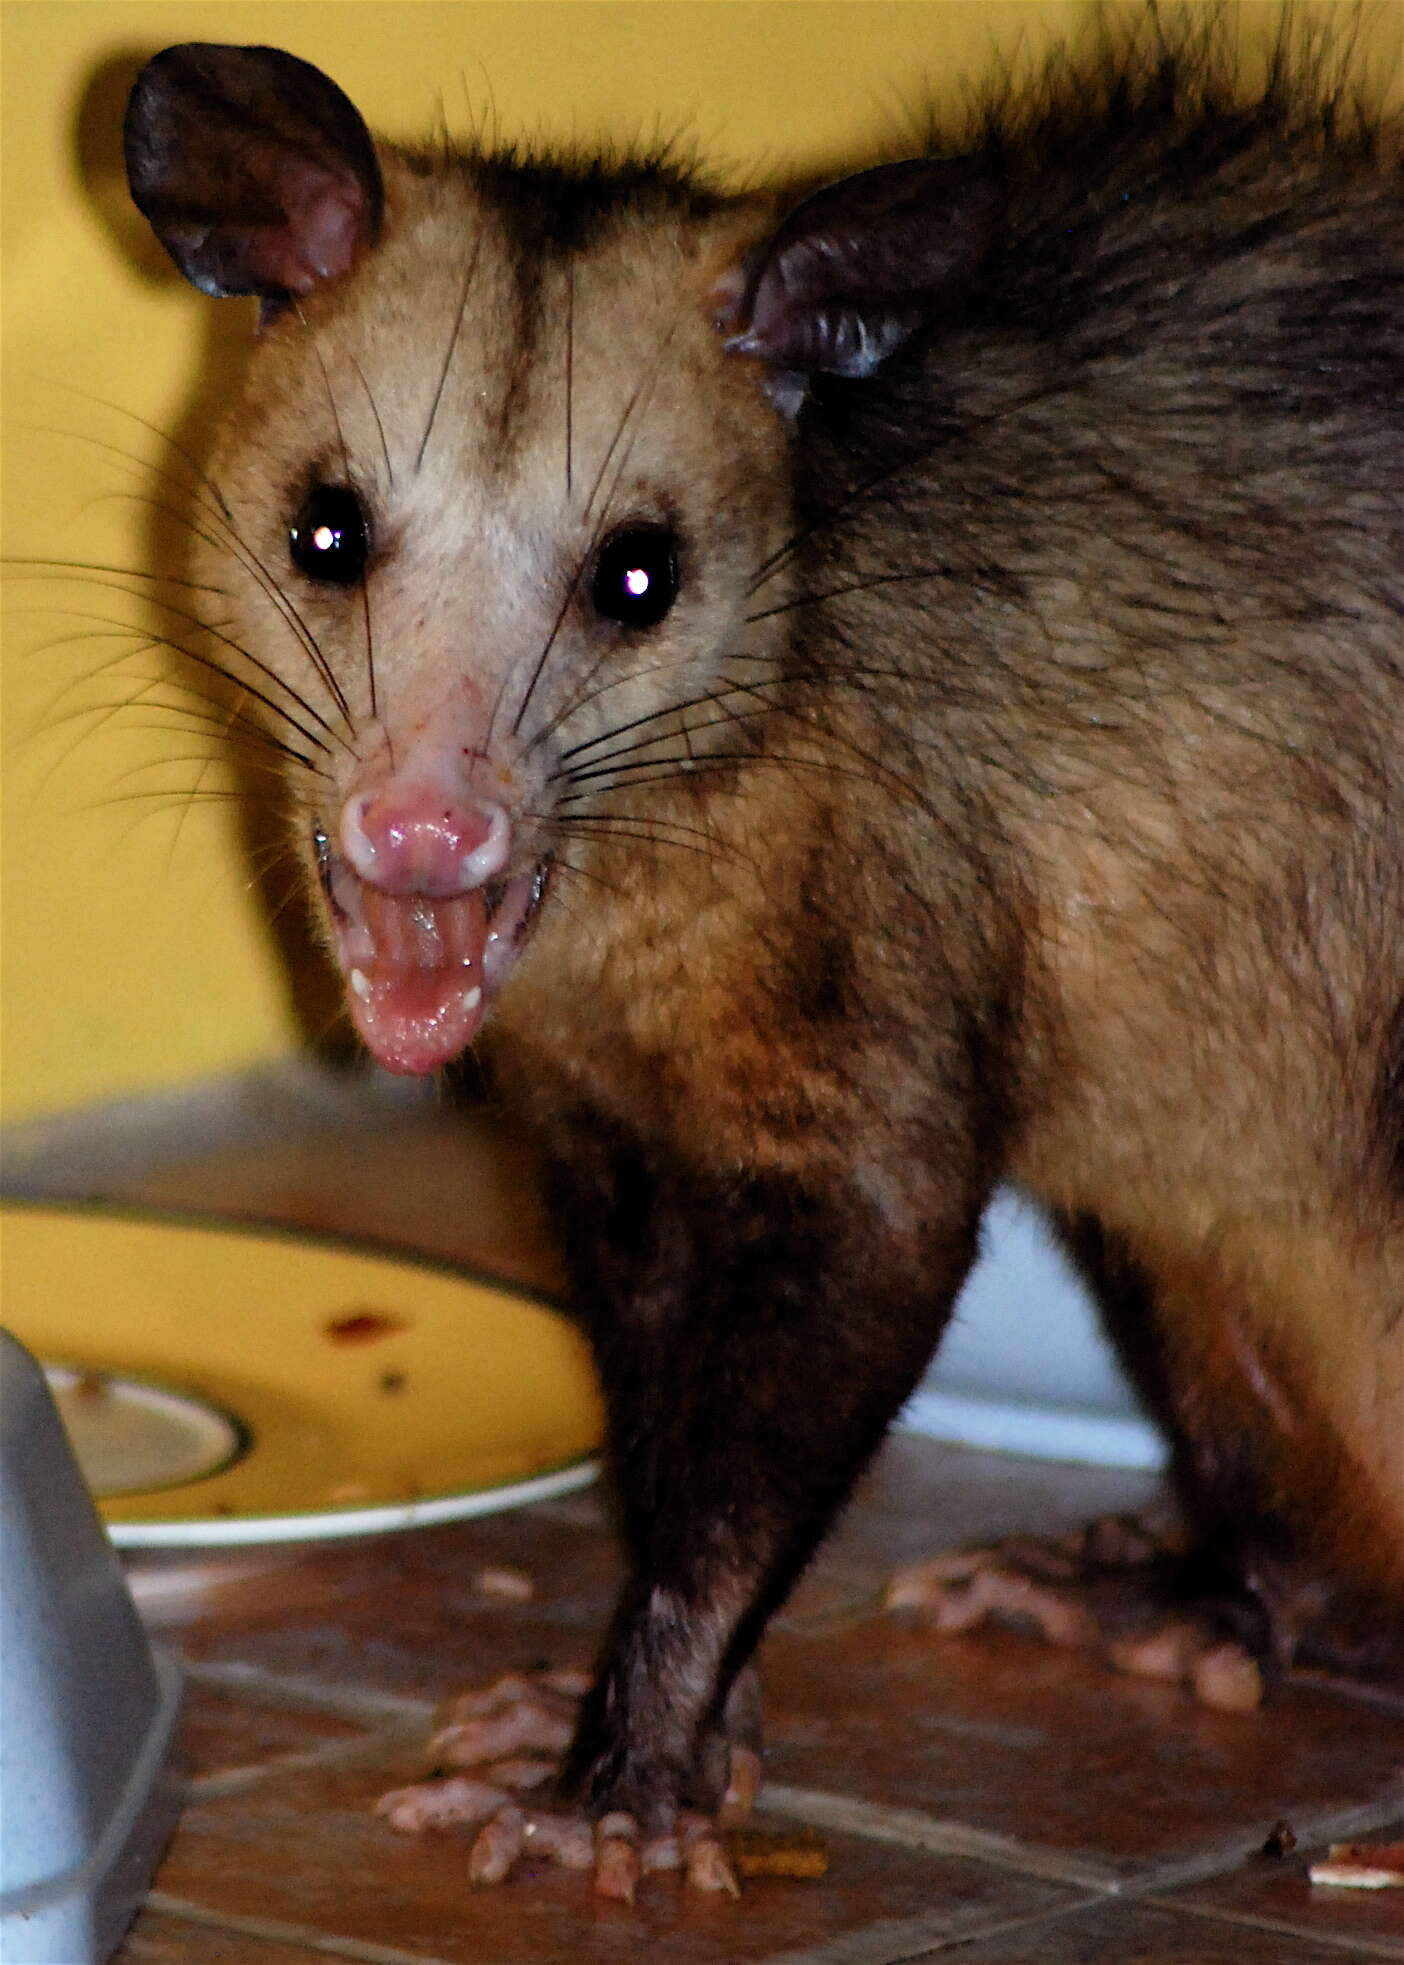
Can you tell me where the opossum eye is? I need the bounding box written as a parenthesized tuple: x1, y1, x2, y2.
(589, 525, 679, 630)
(289, 484, 371, 585)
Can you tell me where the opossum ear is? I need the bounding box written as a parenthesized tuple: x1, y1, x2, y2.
(123, 44, 383, 303)
(726, 158, 997, 410)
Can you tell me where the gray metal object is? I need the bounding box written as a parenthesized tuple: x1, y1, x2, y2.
(0, 1330, 182, 1963)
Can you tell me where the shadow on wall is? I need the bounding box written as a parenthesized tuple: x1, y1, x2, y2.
(74, 45, 358, 1067)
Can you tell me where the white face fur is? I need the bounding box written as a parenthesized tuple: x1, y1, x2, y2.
(199, 158, 794, 1071)
(124, 42, 979, 1077)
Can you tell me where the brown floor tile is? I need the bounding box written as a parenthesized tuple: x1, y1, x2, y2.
(783, 1433, 1168, 1632)
(130, 1542, 437, 1646)
(942, 1896, 1403, 1961)
(29, 1098, 1403, 1960)
(810, 1433, 1167, 1587)
(145, 1745, 1086, 1965)
(1155, 1816, 1404, 1957)
(176, 1677, 367, 1785)
(118, 1906, 367, 1963)
(759, 1612, 1404, 1880)
(163, 1509, 624, 1705)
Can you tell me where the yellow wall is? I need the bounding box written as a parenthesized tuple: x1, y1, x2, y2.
(2, 2, 1397, 1122)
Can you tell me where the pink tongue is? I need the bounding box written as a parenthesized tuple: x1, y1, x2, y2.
(346, 888, 490, 1076)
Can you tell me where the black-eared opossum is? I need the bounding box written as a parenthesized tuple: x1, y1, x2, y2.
(122, 26, 1403, 1898)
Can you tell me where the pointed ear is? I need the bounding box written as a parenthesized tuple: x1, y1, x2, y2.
(726, 157, 998, 395)
(123, 43, 383, 301)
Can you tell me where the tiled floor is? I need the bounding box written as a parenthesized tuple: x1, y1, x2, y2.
(7, 1073, 1404, 1962)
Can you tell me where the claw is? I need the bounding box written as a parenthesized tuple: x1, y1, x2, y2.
(468, 1804, 527, 1884)
(538, 1665, 593, 1698)
(889, 1554, 1098, 1646)
(522, 1812, 594, 1867)
(1193, 1642, 1264, 1712)
(377, 1774, 508, 1831)
(375, 1663, 757, 1896)
(887, 1517, 1273, 1711)
(681, 1812, 741, 1896)
(443, 1672, 545, 1717)
(885, 1549, 984, 1603)
(594, 1814, 642, 1903)
(484, 1755, 556, 1789)
(1109, 1622, 1264, 1710)
(433, 1702, 574, 1763)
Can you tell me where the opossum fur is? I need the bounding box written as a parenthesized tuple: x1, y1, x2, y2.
(122, 16, 1404, 1860)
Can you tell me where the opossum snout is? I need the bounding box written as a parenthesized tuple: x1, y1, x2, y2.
(314, 781, 546, 1076)
(340, 789, 512, 897)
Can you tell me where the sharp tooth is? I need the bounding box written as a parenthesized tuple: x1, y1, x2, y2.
(350, 968, 372, 1000)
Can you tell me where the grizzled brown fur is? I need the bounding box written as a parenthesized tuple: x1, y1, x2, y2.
(125, 19, 1403, 1864)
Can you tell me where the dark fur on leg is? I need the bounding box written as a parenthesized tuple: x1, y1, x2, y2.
(542, 1104, 985, 1827)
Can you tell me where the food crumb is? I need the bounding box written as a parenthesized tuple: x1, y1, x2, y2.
(475, 1566, 535, 1601)
(1308, 1841, 1404, 1889)
(724, 1826, 829, 1879)
(1262, 1819, 1297, 1858)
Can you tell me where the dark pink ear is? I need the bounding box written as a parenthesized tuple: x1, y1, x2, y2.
(123, 43, 383, 301)
(727, 157, 998, 390)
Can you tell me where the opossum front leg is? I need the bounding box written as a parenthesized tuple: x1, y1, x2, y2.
(436, 1120, 980, 1897)
(569, 1157, 977, 1894)
(380, 1660, 762, 1893)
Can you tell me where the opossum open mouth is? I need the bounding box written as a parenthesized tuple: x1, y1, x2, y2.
(313, 832, 550, 1075)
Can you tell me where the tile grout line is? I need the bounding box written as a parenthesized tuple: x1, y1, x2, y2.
(755, 1893, 1115, 1965)
(143, 1891, 466, 1965)
(760, 1777, 1404, 1900)
(181, 1657, 439, 1725)
(1124, 1786, 1404, 1896)
(756, 1874, 1404, 1965)
(169, 1663, 1404, 1957)
(1142, 1892, 1404, 1961)
(186, 1718, 429, 1799)
(1289, 1668, 1404, 1719)
(759, 1784, 1122, 1891)
(751, 1912, 965, 1965)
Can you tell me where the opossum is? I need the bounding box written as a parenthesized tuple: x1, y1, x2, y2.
(121, 24, 1404, 1900)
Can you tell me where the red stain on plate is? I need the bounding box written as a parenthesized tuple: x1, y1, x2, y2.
(324, 1309, 409, 1345)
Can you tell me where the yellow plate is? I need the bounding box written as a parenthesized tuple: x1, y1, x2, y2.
(1, 1203, 602, 1546)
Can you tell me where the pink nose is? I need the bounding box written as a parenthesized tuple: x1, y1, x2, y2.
(340, 790, 511, 896)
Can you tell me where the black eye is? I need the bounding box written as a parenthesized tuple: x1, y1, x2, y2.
(589, 525, 679, 629)
(289, 485, 370, 585)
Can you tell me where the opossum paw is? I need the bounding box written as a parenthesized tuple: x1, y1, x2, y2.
(423, 1664, 587, 1769)
(375, 1665, 751, 1899)
(469, 1804, 738, 1901)
(886, 1515, 1268, 1712)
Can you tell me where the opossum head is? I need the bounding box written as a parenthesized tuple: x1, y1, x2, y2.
(123, 44, 994, 1073)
